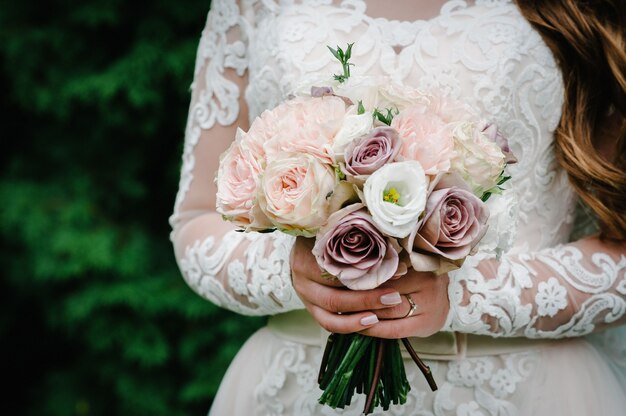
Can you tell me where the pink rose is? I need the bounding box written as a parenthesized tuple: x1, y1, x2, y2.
(245, 108, 281, 159)
(258, 154, 337, 236)
(313, 204, 402, 290)
(391, 105, 455, 175)
(402, 175, 489, 274)
(263, 96, 349, 165)
(215, 130, 265, 227)
(342, 126, 401, 182)
(425, 93, 477, 124)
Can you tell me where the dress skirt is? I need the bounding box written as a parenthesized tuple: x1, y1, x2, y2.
(209, 311, 626, 416)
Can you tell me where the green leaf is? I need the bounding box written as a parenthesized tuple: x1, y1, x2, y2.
(357, 100, 365, 115)
(327, 45, 340, 60)
(345, 42, 354, 60)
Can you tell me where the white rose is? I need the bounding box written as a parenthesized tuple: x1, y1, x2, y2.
(332, 110, 374, 157)
(451, 121, 506, 194)
(363, 161, 428, 238)
(333, 75, 386, 109)
(379, 83, 429, 112)
(477, 183, 518, 259)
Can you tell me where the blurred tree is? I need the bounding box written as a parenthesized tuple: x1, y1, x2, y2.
(0, 1, 264, 414)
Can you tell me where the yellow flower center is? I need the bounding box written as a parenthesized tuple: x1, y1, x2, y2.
(383, 187, 400, 204)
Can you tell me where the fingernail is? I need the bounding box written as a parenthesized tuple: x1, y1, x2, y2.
(360, 315, 379, 326)
(380, 292, 402, 305)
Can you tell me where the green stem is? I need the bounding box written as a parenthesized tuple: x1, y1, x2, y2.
(363, 340, 385, 414)
(319, 335, 372, 407)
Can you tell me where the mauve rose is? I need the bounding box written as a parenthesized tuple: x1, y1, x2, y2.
(311, 86, 334, 97)
(313, 204, 401, 290)
(481, 122, 517, 164)
(402, 175, 489, 274)
(342, 127, 401, 182)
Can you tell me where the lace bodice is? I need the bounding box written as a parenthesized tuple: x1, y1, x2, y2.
(170, 0, 626, 338)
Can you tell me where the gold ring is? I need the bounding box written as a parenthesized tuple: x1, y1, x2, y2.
(403, 294, 417, 319)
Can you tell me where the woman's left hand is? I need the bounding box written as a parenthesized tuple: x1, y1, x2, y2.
(361, 270, 450, 339)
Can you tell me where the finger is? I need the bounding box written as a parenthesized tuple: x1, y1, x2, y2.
(312, 272, 345, 288)
(374, 294, 418, 320)
(359, 313, 439, 339)
(306, 302, 380, 334)
(291, 242, 344, 288)
(295, 277, 404, 313)
(379, 271, 441, 294)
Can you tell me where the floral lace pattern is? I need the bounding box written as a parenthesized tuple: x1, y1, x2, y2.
(179, 229, 302, 316)
(446, 245, 626, 338)
(535, 278, 567, 318)
(251, 334, 541, 416)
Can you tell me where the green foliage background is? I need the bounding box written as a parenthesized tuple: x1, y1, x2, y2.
(0, 1, 264, 414)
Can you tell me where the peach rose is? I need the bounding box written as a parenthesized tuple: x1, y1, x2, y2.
(258, 154, 337, 236)
(215, 129, 265, 227)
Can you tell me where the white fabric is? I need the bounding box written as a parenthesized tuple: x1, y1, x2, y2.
(169, 0, 626, 414)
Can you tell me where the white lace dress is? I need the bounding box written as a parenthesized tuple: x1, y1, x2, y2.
(169, 1, 626, 414)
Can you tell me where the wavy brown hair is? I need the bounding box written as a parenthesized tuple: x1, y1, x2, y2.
(516, 0, 626, 240)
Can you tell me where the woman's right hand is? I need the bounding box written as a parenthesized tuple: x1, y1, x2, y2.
(290, 236, 405, 333)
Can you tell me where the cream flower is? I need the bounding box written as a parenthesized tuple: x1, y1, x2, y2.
(451, 121, 506, 194)
(332, 110, 374, 157)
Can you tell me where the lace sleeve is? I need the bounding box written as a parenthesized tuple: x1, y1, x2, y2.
(445, 236, 626, 338)
(169, 0, 303, 316)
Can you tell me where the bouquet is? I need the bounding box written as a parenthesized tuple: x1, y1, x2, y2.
(215, 43, 516, 413)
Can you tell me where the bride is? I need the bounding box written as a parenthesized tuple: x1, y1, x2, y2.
(169, 0, 626, 414)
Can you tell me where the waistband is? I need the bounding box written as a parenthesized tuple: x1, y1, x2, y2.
(267, 309, 557, 360)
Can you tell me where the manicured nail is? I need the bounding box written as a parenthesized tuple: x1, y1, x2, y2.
(360, 315, 379, 326)
(380, 292, 402, 305)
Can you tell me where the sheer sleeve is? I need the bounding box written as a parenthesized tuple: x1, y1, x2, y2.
(445, 235, 626, 338)
(169, 0, 303, 316)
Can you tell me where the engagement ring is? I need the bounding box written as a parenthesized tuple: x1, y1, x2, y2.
(403, 294, 417, 319)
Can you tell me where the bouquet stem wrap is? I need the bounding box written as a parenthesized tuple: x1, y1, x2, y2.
(318, 333, 437, 414)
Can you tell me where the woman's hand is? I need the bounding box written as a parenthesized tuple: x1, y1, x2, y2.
(291, 237, 450, 339)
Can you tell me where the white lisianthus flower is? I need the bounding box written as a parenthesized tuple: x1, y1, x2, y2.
(363, 161, 428, 238)
(451, 121, 506, 194)
(332, 110, 374, 158)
